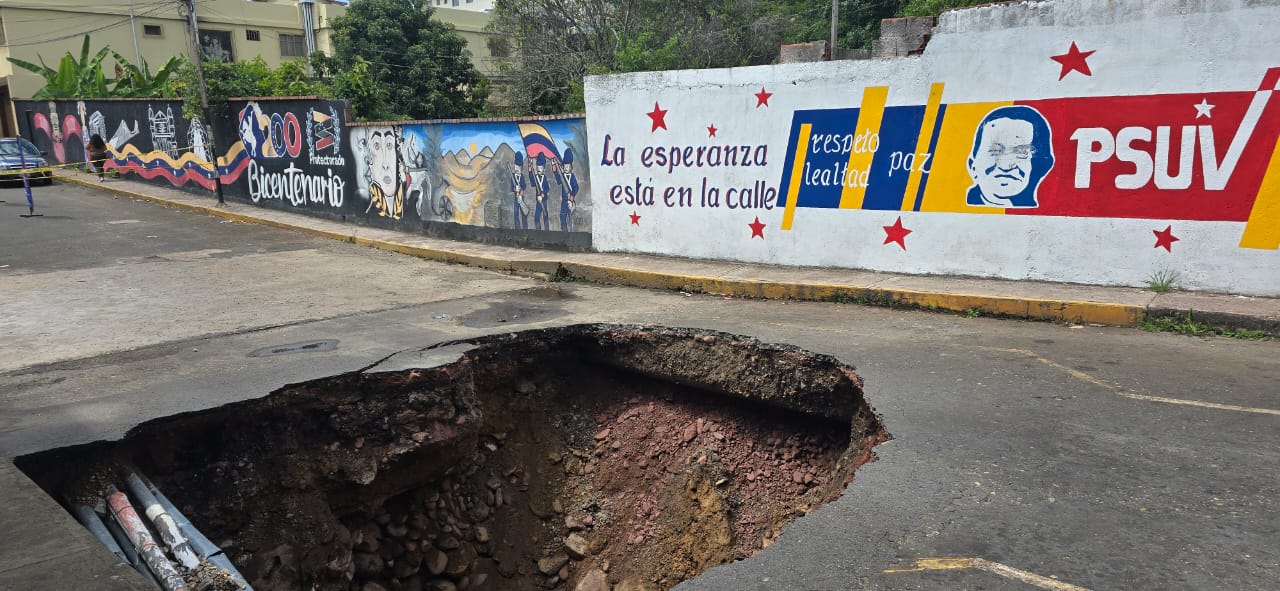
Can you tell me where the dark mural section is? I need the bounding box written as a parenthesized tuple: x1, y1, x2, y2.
(15, 98, 214, 193)
(15, 98, 592, 246)
(215, 98, 355, 220)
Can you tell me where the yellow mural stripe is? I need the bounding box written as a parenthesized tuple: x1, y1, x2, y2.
(884, 557, 1094, 591)
(1239, 132, 1280, 249)
(111, 143, 220, 172)
(900, 83, 945, 210)
(839, 86, 890, 209)
(917, 101, 1013, 213)
(782, 123, 813, 231)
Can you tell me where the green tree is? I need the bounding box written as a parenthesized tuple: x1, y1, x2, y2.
(173, 57, 328, 120)
(760, 0, 903, 50)
(319, 0, 487, 120)
(488, 1, 916, 115)
(313, 55, 388, 122)
(489, 0, 786, 115)
(109, 51, 184, 98)
(898, 0, 987, 17)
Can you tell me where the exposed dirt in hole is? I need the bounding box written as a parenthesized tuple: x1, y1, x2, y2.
(20, 324, 886, 591)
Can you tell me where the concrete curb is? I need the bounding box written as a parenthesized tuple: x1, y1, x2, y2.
(52, 175, 1153, 329)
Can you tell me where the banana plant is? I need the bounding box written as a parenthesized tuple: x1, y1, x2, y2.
(8, 35, 114, 98)
(110, 51, 184, 98)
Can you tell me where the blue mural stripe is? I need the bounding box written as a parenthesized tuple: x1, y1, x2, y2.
(914, 104, 948, 212)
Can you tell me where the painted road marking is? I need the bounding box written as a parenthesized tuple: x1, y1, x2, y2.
(985, 347, 1280, 416)
(884, 557, 1093, 591)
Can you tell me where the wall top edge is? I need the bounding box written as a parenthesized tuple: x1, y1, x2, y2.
(11, 97, 183, 103)
(348, 113, 586, 127)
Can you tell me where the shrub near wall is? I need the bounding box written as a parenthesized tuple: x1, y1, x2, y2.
(15, 98, 214, 193)
(584, 0, 1280, 296)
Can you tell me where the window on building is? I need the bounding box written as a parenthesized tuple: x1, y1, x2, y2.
(199, 30, 234, 62)
(279, 34, 306, 58)
(143, 24, 163, 37)
(246, 30, 261, 42)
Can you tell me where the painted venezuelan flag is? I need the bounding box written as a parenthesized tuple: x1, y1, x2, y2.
(518, 123, 561, 161)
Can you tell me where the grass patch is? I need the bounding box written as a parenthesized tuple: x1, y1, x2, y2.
(1140, 310, 1272, 340)
(1146, 268, 1182, 293)
(830, 292, 857, 304)
(546, 267, 577, 282)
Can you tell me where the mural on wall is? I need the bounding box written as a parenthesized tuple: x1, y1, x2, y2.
(773, 70, 1280, 249)
(585, 0, 1280, 295)
(17, 99, 221, 192)
(350, 118, 591, 233)
(227, 99, 348, 211)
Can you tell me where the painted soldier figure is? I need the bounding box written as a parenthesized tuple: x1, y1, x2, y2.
(554, 148, 580, 232)
(511, 152, 528, 229)
(530, 154, 551, 230)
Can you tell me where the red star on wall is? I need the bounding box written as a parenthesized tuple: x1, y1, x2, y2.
(1051, 42, 1096, 80)
(647, 102, 668, 132)
(748, 216, 766, 239)
(707, 124, 718, 137)
(883, 217, 912, 250)
(754, 87, 772, 108)
(1153, 225, 1179, 251)
(629, 211, 641, 225)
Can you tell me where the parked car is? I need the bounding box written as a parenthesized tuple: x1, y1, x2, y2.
(0, 137, 53, 185)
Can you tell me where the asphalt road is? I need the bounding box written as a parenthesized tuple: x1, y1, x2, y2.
(2, 183, 1278, 590)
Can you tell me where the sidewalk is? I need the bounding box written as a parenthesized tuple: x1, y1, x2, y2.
(54, 169, 1280, 335)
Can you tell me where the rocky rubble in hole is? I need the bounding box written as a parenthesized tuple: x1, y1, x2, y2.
(25, 325, 885, 591)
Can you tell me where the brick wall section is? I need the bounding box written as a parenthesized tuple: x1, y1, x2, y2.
(872, 17, 937, 58)
(780, 41, 829, 63)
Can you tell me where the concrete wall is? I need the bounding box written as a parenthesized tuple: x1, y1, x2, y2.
(216, 99, 591, 248)
(872, 17, 935, 58)
(333, 114, 592, 247)
(16, 97, 592, 248)
(16, 98, 214, 192)
(584, 0, 1280, 296)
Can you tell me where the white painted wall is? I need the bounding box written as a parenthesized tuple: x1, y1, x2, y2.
(584, 0, 1280, 296)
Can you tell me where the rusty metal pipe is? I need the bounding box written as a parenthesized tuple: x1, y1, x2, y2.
(101, 505, 163, 588)
(106, 487, 188, 591)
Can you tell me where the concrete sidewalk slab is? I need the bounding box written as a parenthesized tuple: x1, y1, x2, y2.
(52, 170, 1280, 334)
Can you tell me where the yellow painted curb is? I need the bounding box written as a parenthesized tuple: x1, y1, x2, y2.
(559, 262, 1144, 327)
(61, 174, 1145, 328)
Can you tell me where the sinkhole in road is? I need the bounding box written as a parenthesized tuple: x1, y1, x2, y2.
(19, 324, 887, 591)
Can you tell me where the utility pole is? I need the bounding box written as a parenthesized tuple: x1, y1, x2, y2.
(128, 0, 143, 74)
(830, 0, 839, 58)
(179, 0, 226, 204)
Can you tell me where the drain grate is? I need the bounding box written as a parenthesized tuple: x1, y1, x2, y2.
(249, 339, 339, 358)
